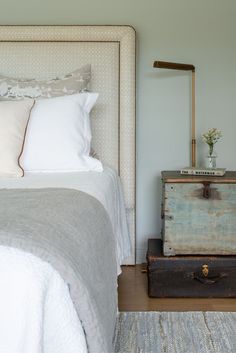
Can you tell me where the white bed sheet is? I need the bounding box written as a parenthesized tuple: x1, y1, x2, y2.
(0, 165, 131, 271)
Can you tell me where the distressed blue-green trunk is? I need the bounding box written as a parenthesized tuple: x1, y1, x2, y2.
(162, 183, 236, 256)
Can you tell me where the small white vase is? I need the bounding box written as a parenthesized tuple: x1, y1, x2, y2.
(206, 155, 217, 169)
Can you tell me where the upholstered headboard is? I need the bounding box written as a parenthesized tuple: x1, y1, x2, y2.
(0, 25, 136, 264)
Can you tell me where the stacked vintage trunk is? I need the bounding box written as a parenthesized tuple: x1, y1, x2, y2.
(147, 171, 236, 297)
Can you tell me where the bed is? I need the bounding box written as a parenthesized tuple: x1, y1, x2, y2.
(0, 26, 135, 353)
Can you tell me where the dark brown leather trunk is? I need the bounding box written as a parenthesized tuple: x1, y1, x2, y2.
(147, 239, 236, 298)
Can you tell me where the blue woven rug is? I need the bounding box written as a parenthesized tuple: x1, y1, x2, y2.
(114, 312, 236, 353)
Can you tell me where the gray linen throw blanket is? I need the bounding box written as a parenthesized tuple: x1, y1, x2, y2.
(0, 188, 117, 353)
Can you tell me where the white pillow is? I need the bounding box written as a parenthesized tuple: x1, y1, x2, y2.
(0, 99, 35, 177)
(20, 93, 103, 172)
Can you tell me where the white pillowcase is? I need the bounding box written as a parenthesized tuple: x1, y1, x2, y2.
(20, 93, 103, 172)
(0, 99, 35, 177)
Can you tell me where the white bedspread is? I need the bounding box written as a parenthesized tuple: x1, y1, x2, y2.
(0, 166, 130, 353)
(0, 246, 88, 353)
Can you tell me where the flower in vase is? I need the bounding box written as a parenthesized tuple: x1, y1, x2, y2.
(202, 128, 222, 156)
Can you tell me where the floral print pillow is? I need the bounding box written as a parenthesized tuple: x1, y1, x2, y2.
(0, 64, 91, 100)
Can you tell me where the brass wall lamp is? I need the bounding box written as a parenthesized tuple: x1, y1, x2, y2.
(153, 60, 196, 167)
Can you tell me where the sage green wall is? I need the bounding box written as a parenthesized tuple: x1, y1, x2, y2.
(1, 0, 235, 262)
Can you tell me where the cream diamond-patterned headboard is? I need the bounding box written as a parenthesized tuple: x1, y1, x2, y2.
(0, 25, 136, 264)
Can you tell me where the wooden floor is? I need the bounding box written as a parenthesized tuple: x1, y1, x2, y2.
(118, 265, 236, 312)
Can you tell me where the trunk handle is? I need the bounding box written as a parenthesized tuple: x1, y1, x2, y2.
(192, 264, 228, 284)
(193, 272, 227, 285)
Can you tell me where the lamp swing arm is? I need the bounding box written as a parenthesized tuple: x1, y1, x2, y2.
(153, 60, 196, 168)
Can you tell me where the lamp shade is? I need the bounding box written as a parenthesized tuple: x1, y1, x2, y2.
(153, 61, 195, 72)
